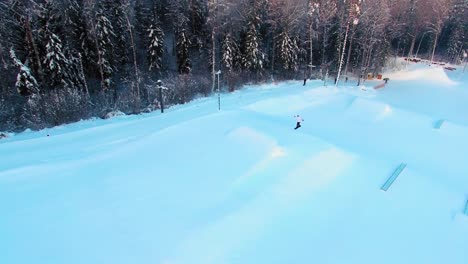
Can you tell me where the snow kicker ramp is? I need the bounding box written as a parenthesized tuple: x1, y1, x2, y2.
(384, 66, 457, 85)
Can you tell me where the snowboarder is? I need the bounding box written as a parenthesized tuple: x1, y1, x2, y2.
(294, 115, 304, 130)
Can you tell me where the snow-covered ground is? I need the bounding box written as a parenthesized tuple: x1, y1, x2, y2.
(1, 61, 468, 264)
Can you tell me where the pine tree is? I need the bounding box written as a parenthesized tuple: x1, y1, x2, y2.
(278, 31, 299, 71)
(172, 0, 192, 74)
(37, 0, 79, 91)
(10, 48, 39, 96)
(43, 27, 72, 89)
(37, 0, 62, 41)
(177, 28, 192, 74)
(148, 18, 165, 72)
(95, 6, 115, 89)
(243, 20, 264, 72)
(103, 0, 128, 67)
(221, 32, 238, 72)
(64, 1, 93, 59)
(4, 1, 45, 82)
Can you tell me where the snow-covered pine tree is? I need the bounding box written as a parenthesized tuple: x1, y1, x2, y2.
(37, 1, 78, 91)
(176, 28, 192, 74)
(95, 6, 115, 90)
(10, 48, 40, 96)
(103, 0, 128, 67)
(221, 32, 238, 72)
(243, 20, 264, 72)
(277, 31, 299, 71)
(66, 51, 87, 92)
(172, 1, 192, 74)
(64, 0, 94, 64)
(241, 0, 268, 73)
(37, 0, 62, 42)
(148, 18, 164, 72)
(43, 27, 72, 89)
(11, 1, 45, 82)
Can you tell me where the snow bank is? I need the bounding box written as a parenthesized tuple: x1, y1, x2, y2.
(103, 110, 126, 119)
(1, 65, 468, 264)
(0, 132, 9, 140)
(384, 66, 457, 85)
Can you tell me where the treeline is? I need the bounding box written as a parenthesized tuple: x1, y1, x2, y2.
(0, 0, 466, 131)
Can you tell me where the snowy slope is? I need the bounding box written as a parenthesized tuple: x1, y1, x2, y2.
(1, 62, 467, 264)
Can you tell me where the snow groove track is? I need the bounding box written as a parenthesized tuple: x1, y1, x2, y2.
(381, 163, 407, 191)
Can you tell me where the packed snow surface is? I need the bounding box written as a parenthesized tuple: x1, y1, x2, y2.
(1, 61, 468, 264)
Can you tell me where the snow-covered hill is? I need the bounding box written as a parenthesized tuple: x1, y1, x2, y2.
(1, 62, 467, 264)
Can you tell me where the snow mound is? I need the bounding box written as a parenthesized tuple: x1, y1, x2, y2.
(385, 66, 456, 85)
(346, 98, 394, 122)
(227, 126, 277, 152)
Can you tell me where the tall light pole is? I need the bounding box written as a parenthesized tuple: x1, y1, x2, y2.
(156, 80, 168, 113)
(415, 31, 427, 59)
(336, 17, 359, 87)
(216, 70, 221, 110)
(463, 51, 467, 73)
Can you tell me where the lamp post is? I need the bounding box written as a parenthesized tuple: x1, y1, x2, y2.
(463, 51, 467, 73)
(415, 31, 427, 59)
(216, 70, 221, 110)
(336, 17, 359, 87)
(156, 80, 168, 113)
(323, 65, 329, 87)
